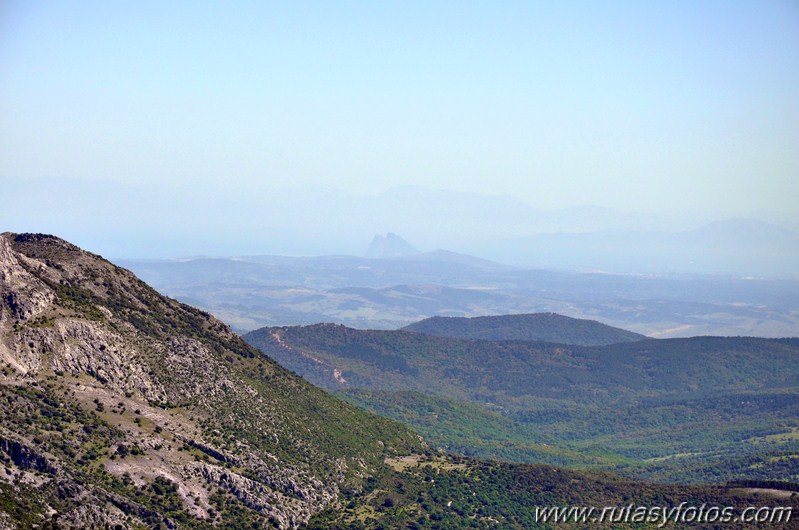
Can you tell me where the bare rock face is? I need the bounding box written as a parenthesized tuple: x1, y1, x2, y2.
(51, 503, 135, 530)
(0, 232, 419, 528)
(0, 436, 57, 475)
(0, 235, 56, 323)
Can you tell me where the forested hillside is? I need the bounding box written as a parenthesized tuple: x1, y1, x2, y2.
(246, 323, 799, 484)
(403, 313, 646, 345)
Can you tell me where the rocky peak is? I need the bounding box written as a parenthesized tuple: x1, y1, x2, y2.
(365, 232, 420, 258)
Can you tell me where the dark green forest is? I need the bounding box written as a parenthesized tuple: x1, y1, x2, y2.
(402, 313, 646, 345)
(245, 324, 799, 485)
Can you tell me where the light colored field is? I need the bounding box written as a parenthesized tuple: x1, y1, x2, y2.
(385, 454, 467, 473)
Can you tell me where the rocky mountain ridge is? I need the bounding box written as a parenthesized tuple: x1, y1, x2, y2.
(0, 232, 420, 528)
(365, 232, 420, 258)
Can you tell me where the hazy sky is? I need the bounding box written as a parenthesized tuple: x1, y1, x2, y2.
(1, 1, 798, 216)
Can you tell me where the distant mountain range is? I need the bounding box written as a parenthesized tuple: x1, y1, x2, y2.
(403, 313, 646, 345)
(6, 177, 798, 277)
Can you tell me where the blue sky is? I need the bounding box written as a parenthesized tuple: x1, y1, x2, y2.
(2, 0, 798, 217)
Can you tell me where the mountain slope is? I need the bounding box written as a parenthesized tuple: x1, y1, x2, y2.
(0, 233, 421, 528)
(403, 312, 647, 345)
(244, 324, 799, 401)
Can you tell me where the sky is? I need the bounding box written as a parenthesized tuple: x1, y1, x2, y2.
(1, 1, 799, 228)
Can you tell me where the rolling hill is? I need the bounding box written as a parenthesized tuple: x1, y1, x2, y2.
(402, 313, 647, 345)
(121, 250, 799, 338)
(245, 323, 799, 484)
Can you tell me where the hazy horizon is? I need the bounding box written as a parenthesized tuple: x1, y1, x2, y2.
(2, 2, 798, 273)
(2, 174, 798, 262)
